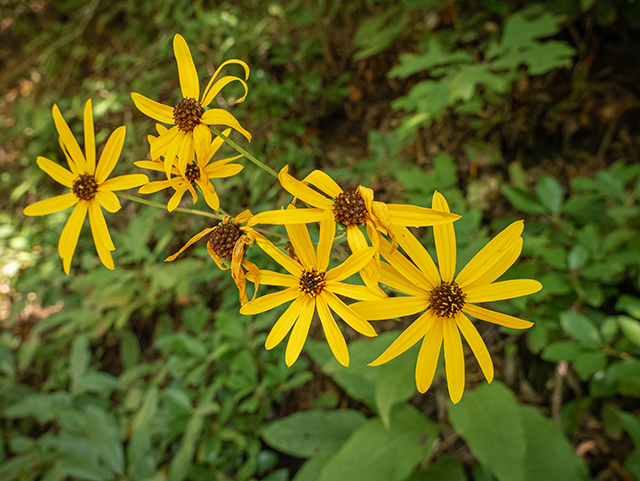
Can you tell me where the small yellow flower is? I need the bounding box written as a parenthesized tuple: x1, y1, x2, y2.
(248, 166, 460, 294)
(23, 101, 148, 274)
(240, 208, 382, 367)
(135, 125, 243, 212)
(351, 192, 542, 403)
(165, 210, 260, 305)
(131, 33, 251, 181)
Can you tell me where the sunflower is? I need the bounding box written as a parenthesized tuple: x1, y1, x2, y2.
(23, 100, 148, 274)
(135, 125, 243, 212)
(248, 166, 460, 294)
(131, 33, 251, 182)
(165, 211, 260, 305)
(350, 192, 542, 403)
(240, 208, 383, 367)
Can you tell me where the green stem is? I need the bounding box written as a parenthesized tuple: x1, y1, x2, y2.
(210, 126, 278, 178)
(118, 193, 223, 220)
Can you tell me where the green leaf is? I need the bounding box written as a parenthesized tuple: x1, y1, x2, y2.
(536, 176, 563, 213)
(606, 359, 640, 396)
(85, 404, 125, 475)
(375, 347, 419, 428)
(353, 7, 406, 61)
(4, 394, 55, 424)
(502, 185, 545, 214)
(389, 37, 472, 78)
(120, 331, 140, 370)
(616, 295, 640, 319)
(182, 302, 210, 334)
(567, 246, 588, 270)
(169, 413, 204, 481)
(408, 454, 466, 481)
(617, 316, 640, 348)
(573, 351, 607, 380)
(559, 311, 601, 348)
(70, 335, 90, 395)
(541, 341, 580, 362)
(448, 64, 509, 103)
(127, 387, 159, 480)
(262, 409, 367, 458)
(317, 405, 438, 481)
(449, 382, 526, 481)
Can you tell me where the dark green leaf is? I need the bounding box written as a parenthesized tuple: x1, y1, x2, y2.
(502, 185, 545, 214)
(559, 311, 601, 347)
(536, 176, 563, 213)
(85, 404, 125, 475)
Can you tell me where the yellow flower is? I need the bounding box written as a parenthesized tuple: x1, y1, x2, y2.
(165, 210, 260, 305)
(350, 192, 542, 403)
(240, 208, 382, 367)
(131, 33, 251, 182)
(23, 101, 148, 274)
(135, 125, 243, 212)
(248, 165, 460, 294)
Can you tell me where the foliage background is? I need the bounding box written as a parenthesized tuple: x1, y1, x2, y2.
(1, 0, 640, 480)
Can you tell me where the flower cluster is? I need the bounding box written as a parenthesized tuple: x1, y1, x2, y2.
(24, 33, 542, 403)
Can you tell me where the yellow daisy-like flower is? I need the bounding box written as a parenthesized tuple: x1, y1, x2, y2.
(350, 192, 542, 403)
(131, 33, 251, 181)
(240, 208, 382, 367)
(248, 166, 460, 294)
(23, 100, 149, 274)
(135, 125, 243, 212)
(165, 210, 261, 305)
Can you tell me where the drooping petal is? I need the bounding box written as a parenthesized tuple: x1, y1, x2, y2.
(443, 317, 465, 404)
(256, 236, 303, 277)
(326, 282, 385, 301)
(301, 169, 343, 198)
(248, 208, 325, 227)
(415, 318, 444, 393)
(316, 295, 349, 367)
(58, 201, 88, 275)
(379, 237, 433, 291)
(316, 209, 335, 272)
(463, 304, 534, 329)
(370, 310, 435, 367)
(247, 270, 297, 287)
(389, 224, 440, 289)
(201, 108, 251, 141)
(138, 180, 172, 194)
(285, 299, 315, 366)
(197, 179, 220, 211)
(88, 200, 114, 269)
(173, 34, 200, 100)
(284, 207, 317, 270)
(201, 76, 248, 107)
(462, 237, 523, 290)
(131, 93, 175, 124)
(165, 227, 215, 262)
(387, 203, 461, 226)
(52, 104, 87, 172)
(349, 296, 428, 320)
(432, 191, 456, 282)
(240, 286, 299, 315)
(101, 174, 149, 192)
(150, 125, 179, 160)
(456, 313, 493, 383)
(346, 226, 383, 295)
(177, 130, 195, 178)
(83, 100, 96, 174)
(325, 246, 375, 283)
(95, 190, 121, 213)
(164, 130, 185, 182)
(465, 279, 543, 303)
(202, 59, 250, 105)
(24, 193, 77, 216)
(455, 221, 525, 288)
(264, 295, 308, 349)
(379, 262, 427, 297)
(278, 165, 334, 210)
(167, 185, 188, 212)
(95, 126, 126, 184)
(322, 291, 377, 337)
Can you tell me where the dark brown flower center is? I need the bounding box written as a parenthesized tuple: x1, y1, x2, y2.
(332, 189, 368, 226)
(208, 222, 243, 261)
(173, 97, 203, 132)
(299, 269, 326, 297)
(72, 173, 98, 201)
(429, 281, 466, 318)
(185, 162, 200, 182)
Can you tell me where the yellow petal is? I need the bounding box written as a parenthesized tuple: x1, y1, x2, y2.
(201, 109, 251, 141)
(164, 130, 185, 182)
(248, 208, 325, 227)
(247, 270, 297, 287)
(165, 227, 215, 262)
(316, 209, 335, 271)
(350, 296, 428, 321)
(205, 153, 243, 173)
(95, 190, 121, 213)
(130, 92, 175, 124)
(326, 282, 385, 301)
(206, 128, 234, 162)
(177, 130, 195, 178)
(150, 125, 179, 160)
(197, 179, 220, 211)
(83, 100, 96, 174)
(379, 261, 427, 297)
(265, 295, 308, 350)
(101, 174, 149, 191)
(389, 224, 440, 289)
(134, 160, 164, 172)
(465, 279, 542, 303)
(325, 246, 374, 283)
(456, 220, 524, 288)
(256, 236, 303, 278)
(317, 295, 349, 367)
(463, 304, 534, 329)
(346, 225, 384, 295)
(301, 169, 343, 198)
(379, 237, 433, 291)
(58, 201, 88, 275)
(206, 163, 243, 179)
(285, 300, 314, 366)
(24, 193, 77, 216)
(240, 286, 300, 315)
(278, 165, 334, 210)
(321, 291, 377, 337)
(416, 317, 444, 393)
(173, 34, 200, 100)
(52, 104, 87, 172)
(95, 126, 126, 184)
(202, 59, 250, 105)
(168, 186, 188, 212)
(88, 200, 114, 269)
(370, 310, 434, 367)
(58, 137, 81, 176)
(443, 317, 465, 404)
(284, 207, 317, 270)
(387, 203, 460, 226)
(138, 180, 172, 194)
(201, 76, 248, 107)
(462, 237, 523, 290)
(432, 191, 456, 282)
(193, 123, 211, 164)
(456, 313, 493, 383)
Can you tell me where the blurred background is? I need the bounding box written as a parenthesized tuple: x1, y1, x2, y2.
(1, 0, 640, 480)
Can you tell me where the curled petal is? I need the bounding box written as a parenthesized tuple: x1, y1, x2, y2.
(165, 227, 215, 262)
(302, 170, 343, 198)
(201, 76, 249, 108)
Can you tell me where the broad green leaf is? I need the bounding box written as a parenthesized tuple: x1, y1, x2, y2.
(606, 359, 640, 396)
(293, 452, 337, 481)
(617, 316, 640, 348)
(541, 341, 580, 362)
(616, 295, 640, 319)
(375, 344, 419, 428)
(127, 387, 159, 480)
(616, 410, 640, 447)
(449, 382, 526, 481)
(567, 245, 588, 271)
(353, 7, 405, 61)
(169, 413, 204, 481)
(70, 335, 90, 395)
(4, 394, 55, 424)
(317, 405, 438, 481)
(262, 409, 366, 458)
(120, 330, 141, 370)
(449, 64, 509, 103)
(389, 37, 472, 78)
(85, 404, 124, 475)
(559, 311, 601, 348)
(573, 351, 607, 380)
(408, 454, 466, 481)
(182, 302, 210, 334)
(502, 185, 545, 214)
(58, 455, 110, 481)
(536, 176, 563, 213)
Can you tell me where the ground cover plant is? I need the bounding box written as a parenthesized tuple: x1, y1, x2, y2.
(1, 1, 639, 481)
